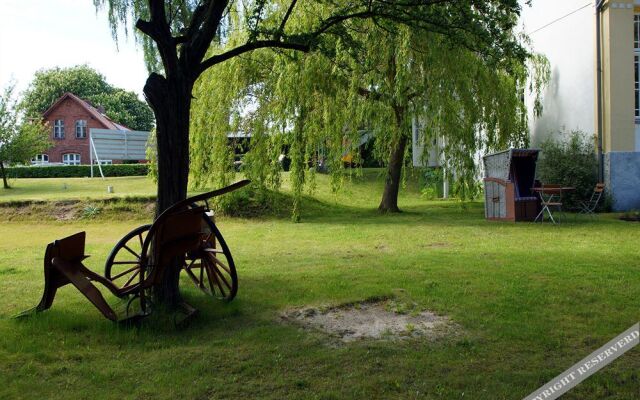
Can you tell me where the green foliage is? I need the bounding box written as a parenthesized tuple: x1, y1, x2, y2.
(529, 54, 551, 117)
(94, 0, 545, 216)
(536, 131, 599, 209)
(94, 1, 534, 76)
(145, 129, 158, 183)
(451, 175, 484, 202)
(419, 166, 483, 202)
(20, 65, 111, 116)
(420, 168, 444, 200)
(20, 65, 154, 131)
(0, 83, 51, 187)
(213, 184, 293, 219)
(81, 204, 102, 219)
(5, 164, 149, 179)
(89, 89, 154, 131)
(190, 12, 544, 217)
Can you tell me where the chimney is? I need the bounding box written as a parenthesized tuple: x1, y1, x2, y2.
(97, 105, 106, 114)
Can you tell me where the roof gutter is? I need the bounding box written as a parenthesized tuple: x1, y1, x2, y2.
(595, 0, 605, 183)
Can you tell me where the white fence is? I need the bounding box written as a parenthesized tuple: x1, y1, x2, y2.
(89, 129, 150, 178)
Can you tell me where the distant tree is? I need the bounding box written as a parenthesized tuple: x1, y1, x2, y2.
(21, 65, 155, 131)
(0, 84, 50, 189)
(89, 89, 155, 131)
(20, 65, 112, 116)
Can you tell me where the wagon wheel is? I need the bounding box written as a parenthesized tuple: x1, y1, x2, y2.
(183, 215, 238, 302)
(104, 224, 152, 292)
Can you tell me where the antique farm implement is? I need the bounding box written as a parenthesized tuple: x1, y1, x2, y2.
(18, 180, 251, 323)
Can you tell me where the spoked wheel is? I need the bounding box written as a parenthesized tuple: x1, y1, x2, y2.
(104, 224, 152, 292)
(183, 215, 238, 302)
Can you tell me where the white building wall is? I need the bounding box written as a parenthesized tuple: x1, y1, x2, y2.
(520, 0, 595, 144)
(411, 117, 440, 167)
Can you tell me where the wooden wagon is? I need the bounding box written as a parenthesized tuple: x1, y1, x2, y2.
(18, 180, 251, 324)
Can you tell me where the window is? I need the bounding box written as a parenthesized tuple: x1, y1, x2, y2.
(63, 153, 81, 165)
(75, 120, 87, 138)
(94, 160, 112, 165)
(31, 154, 49, 165)
(53, 119, 64, 139)
(635, 15, 640, 118)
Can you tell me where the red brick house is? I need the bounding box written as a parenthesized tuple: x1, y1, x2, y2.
(34, 92, 132, 165)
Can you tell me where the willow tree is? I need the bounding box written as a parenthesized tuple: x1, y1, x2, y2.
(189, 8, 546, 216)
(94, 0, 531, 306)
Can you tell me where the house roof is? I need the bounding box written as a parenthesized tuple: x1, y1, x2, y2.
(42, 92, 131, 131)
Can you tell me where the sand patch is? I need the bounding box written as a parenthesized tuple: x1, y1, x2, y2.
(52, 202, 81, 221)
(281, 298, 456, 343)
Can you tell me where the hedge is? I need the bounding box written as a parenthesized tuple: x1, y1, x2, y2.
(5, 164, 149, 178)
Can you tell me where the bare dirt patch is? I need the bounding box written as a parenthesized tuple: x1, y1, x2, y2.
(52, 202, 81, 221)
(145, 202, 156, 215)
(281, 298, 456, 343)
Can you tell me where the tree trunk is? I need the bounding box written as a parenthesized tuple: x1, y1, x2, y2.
(378, 134, 408, 213)
(143, 72, 193, 308)
(379, 105, 408, 213)
(0, 161, 9, 189)
(145, 73, 192, 214)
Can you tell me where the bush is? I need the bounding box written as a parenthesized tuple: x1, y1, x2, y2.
(420, 167, 444, 199)
(5, 164, 149, 178)
(419, 167, 482, 201)
(536, 131, 598, 209)
(213, 184, 292, 218)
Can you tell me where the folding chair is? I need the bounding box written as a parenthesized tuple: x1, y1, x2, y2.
(578, 183, 605, 216)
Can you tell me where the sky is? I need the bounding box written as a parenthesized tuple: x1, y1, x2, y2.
(0, 0, 148, 98)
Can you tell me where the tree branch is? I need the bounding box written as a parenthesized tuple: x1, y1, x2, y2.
(136, 0, 178, 77)
(183, 1, 209, 41)
(135, 19, 160, 42)
(186, 0, 229, 74)
(276, 0, 298, 40)
(358, 87, 383, 101)
(313, 11, 375, 37)
(198, 40, 310, 74)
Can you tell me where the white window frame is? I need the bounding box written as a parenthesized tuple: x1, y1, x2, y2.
(63, 153, 81, 166)
(75, 120, 87, 138)
(53, 119, 64, 139)
(31, 154, 49, 165)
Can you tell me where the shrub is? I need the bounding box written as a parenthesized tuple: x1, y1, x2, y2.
(536, 131, 599, 209)
(420, 167, 444, 200)
(213, 184, 293, 218)
(620, 209, 640, 221)
(81, 204, 102, 219)
(5, 164, 149, 178)
(419, 167, 482, 201)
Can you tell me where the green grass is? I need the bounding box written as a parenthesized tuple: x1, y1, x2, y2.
(0, 171, 638, 399)
(0, 176, 156, 202)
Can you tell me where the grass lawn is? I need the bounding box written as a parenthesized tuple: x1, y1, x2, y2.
(0, 176, 157, 202)
(0, 171, 638, 399)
